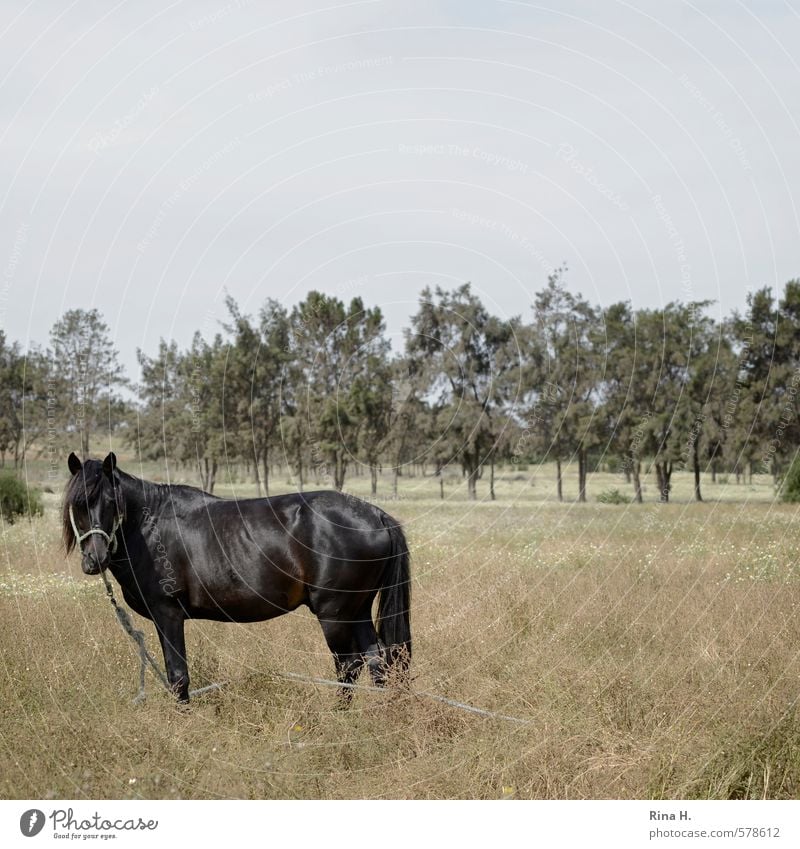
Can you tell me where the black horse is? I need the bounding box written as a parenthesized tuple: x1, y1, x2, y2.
(63, 452, 411, 703)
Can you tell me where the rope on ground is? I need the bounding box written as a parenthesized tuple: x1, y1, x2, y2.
(274, 670, 532, 726)
(100, 575, 531, 726)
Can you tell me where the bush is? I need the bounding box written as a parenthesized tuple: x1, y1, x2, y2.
(0, 473, 44, 523)
(780, 454, 800, 502)
(597, 487, 631, 505)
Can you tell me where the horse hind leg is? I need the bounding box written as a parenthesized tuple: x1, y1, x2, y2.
(318, 618, 366, 705)
(360, 620, 387, 688)
(346, 603, 388, 689)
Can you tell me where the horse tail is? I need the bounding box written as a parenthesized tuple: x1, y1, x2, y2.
(376, 512, 412, 675)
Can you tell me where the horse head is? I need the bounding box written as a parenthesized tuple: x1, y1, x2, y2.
(63, 452, 125, 574)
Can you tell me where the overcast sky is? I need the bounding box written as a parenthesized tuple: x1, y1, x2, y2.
(1, 0, 798, 376)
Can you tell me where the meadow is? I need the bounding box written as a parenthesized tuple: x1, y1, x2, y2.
(2, 460, 800, 799)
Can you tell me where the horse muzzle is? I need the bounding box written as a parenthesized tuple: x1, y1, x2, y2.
(81, 552, 107, 575)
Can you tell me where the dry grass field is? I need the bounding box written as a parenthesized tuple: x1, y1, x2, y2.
(2, 460, 800, 799)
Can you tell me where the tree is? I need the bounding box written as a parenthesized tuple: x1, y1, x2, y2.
(696, 331, 739, 495)
(671, 302, 718, 502)
(289, 292, 389, 491)
(739, 281, 800, 481)
(381, 357, 428, 498)
(636, 306, 687, 502)
(135, 339, 187, 467)
(183, 331, 229, 493)
(530, 269, 598, 502)
(0, 333, 46, 468)
(48, 309, 127, 456)
(351, 350, 394, 496)
(594, 301, 648, 502)
(779, 450, 800, 502)
(135, 332, 229, 493)
(407, 284, 518, 500)
(625, 302, 714, 503)
(223, 297, 291, 496)
(597, 301, 716, 503)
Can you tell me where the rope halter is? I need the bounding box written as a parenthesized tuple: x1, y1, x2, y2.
(69, 504, 123, 557)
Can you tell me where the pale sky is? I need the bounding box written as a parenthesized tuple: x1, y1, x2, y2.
(1, 0, 799, 376)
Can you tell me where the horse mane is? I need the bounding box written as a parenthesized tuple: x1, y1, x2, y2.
(62, 460, 120, 554)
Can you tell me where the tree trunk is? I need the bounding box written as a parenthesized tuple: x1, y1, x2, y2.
(297, 452, 304, 491)
(556, 457, 563, 502)
(262, 447, 270, 497)
(466, 461, 478, 500)
(624, 467, 631, 484)
(693, 440, 702, 502)
(655, 460, 672, 503)
(632, 461, 643, 503)
(440, 477, 444, 500)
(489, 458, 496, 501)
(711, 464, 717, 484)
(370, 464, 378, 496)
(208, 458, 217, 494)
(334, 453, 346, 491)
(578, 448, 587, 503)
(253, 451, 262, 497)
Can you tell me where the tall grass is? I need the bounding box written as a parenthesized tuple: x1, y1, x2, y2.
(1, 469, 799, 799)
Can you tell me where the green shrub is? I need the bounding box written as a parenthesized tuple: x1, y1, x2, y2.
(0, 473, 44, 523)
(597, 487, 631, 505)
(780, 454, 800, 502)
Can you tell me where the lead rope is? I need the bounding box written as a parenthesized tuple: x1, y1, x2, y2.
(98, 567, 171, 703)
(274, 670, 532, 725)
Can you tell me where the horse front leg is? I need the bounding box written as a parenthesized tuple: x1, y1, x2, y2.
(153, 609, 190, 703)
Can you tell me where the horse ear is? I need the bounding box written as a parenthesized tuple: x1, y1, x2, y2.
(68, 452, 82, 475)
(102, 452, 117, 477)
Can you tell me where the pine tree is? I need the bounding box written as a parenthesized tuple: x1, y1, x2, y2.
(48, 309, 127, 457)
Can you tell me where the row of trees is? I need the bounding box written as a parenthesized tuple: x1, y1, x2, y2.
(2, 273, 799, 502)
